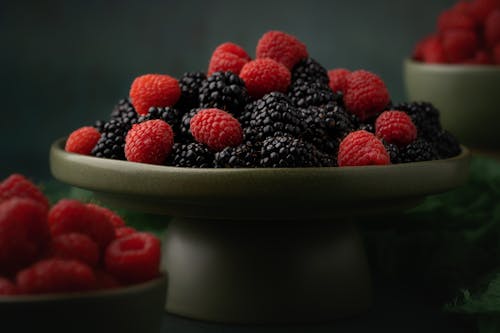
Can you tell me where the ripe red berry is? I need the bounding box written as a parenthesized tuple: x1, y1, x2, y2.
(338, 130, 390, 167)
(0, 198, 50, 275)
(413, 35, 447, 63)
(208, 42, 251, 76)
(485, 10, 500, 48)
(442, 29, 479, 63)
(105, 232, 161, 284)
(65, 126, 101, 155)
(94, 270, 121, 290)
(129, 74, 181, 115)
(16, 259, 96, 294)
(50, 233, 100, 267)
(86, 203, 125, 228)
(256, 30, 308, 69)
(343, 70, 390, 121)
(437, 9, 476, 32)
(328, 68, 350, 92)
(190, 108, 243, 151)
(0, 277, 18, 295)
(115, 226, 137, 239)
(470, 0, 500, 22)
(0, 174, 49, 209)
(125, 119, 174, 165)
(239, 58, 291, 98)
(375, 111, 417, 147)
(49, 199, 116, 250)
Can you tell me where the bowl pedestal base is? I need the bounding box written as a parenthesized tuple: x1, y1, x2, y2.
(163, 218, 372, 323)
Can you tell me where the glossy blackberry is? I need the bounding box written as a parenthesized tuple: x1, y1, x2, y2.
(399, 138, 438, 163)
(393, 102, 441, 139)
(358, 123, 375, 133)
(291, 58, 329, 85)
(300, 106, 338, 154)
(323, 102, 359, 139)
(242, 92, 304, 142)
(93, 120, 106, 133)
(384, 143, 401, 164)
(110, 98, 138, 125)
(178, 108, 202, 142)
(433, 130, 461, 159)
(288, 79, 339, 108)
(199, 71, 249, 114)
(259, 135, 321, 168)
(91, 119, 133, 160)
(166, 142, 214, 168)
(138, 107, 182, 133)
(176, 72, 206, 112)
(214, 142, 260, 168)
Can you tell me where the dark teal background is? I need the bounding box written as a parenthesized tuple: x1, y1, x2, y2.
(0, 0, 457, 181)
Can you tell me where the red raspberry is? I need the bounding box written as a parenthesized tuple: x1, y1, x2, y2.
(485, 10, 500, 48)
(105, 232, 161, 284)
(16, 259, 96, 294)
(452, 0, 473, 15)
(437, 9, 476, 32)
(208, 42, 251, 76)
(0, 173, 49, 209)
(442, 29, 479, 63)
(64, 126, 101, 155)
(190, 108, 243, 151)
(50, 233, 100, 267)
(413, 35, 447, 63)
(115, 226, 137, 239)
(125, 119, 174, 165)
(129, 74, 181, 115)
(256, 31, 308, 69)
(0, 277, 18, 295)
(470, 0, 500, 22)
(494, 44, 500, 64)
(86, 203, 125, 228)
(375, 111, 417, 147)
(49, 199, 115, 250)
(239, 58, 291, 98)
(338, 130, 390, 167)
(0, 198, 50, 275)
(343, 70, 390, 121)
(94, 270, 121, 290)
(464, 50, 493, 64)
(328, 68, 350, 92)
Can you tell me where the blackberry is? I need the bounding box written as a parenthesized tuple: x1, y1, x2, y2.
(300, 105, 338, 154)
(93, 120, 106, 133)
(399, 138, 438, 163)
(178, 108, 202, 142)
(242, 92, 304, 142)
(110, 98, 138, 125)
(138, 107, 182, 134)
(358, 123, 375, 133)
(259, 135, 321, 168)
(166, 142, 214, 168)
(384, 143, 401, 164)
(433, 130, 461, 159)
(323, 102, 359, 139)
(288, 79, 339, 108)
(291, 58, 329, 85)
(393, 102, 441, 139)
(214, 142, 260, 168)
(91, 119, 134, 160)
(199, 71, 249, 114)
(176, 72, 206, 112)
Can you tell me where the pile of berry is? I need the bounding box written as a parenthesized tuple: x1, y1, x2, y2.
(0, 174, 161, 296)
(413, 0, 500, 64)
(66, 30, 461, 168)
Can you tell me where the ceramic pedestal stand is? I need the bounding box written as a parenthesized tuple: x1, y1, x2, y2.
(50, 138, 471, 323)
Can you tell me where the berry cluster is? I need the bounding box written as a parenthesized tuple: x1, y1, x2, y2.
(65, 30, 461, 168)
(0, 174, 161, 296)
(413, 0, 500, 64)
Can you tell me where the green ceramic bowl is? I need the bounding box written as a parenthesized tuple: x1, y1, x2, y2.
(49, 138, 471, 323)
(404, 59, 500, 150)
(0, 276, 167, 333)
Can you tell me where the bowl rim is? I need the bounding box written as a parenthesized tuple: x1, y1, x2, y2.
(404, 58, 500, 72)
(0, 274, 167, 303)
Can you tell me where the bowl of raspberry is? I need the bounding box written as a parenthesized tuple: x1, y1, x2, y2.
(0, 174, 167, 333)
(52, 30, 470, 323)
(404, 0, 500, 151)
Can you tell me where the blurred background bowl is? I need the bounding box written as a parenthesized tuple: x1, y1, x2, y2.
(0, 275, 167, 333)
(404, 59, 500, 152)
